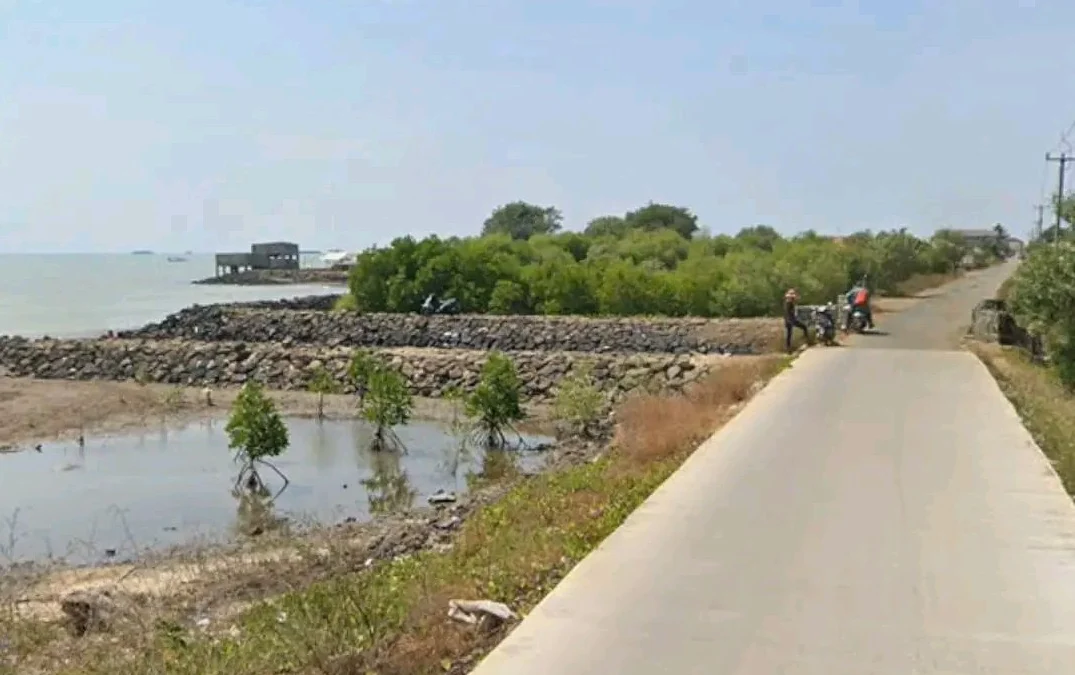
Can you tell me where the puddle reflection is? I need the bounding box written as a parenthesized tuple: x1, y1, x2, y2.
(0, 417, 551, 566)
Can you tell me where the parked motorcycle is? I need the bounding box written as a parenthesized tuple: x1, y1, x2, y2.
(812, 303, 838, 345)
(420, 294, 460, 316)
(846, 305, 870, 334)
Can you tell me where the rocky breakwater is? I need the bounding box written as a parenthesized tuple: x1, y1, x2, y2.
(118, 306, 781, 355)
(0, 338, 722, 403)
(193, 269, 349, 286)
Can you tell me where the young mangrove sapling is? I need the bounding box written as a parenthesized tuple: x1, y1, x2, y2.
(361, 365, 413, 452)
(465, 351, 526, 448)
(225, 381, 290, 499)
(348, 348, 380, 409)
(307, 365, 341, 420)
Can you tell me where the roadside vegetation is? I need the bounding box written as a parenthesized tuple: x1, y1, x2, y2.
(343, 201, 1010, 317)
(0, 352, 786, 675)
(1004, 240, 1075, 388)
(973, 345, 1075, 495)
(978, 231, 1075, 495)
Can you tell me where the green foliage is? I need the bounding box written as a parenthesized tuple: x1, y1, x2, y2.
(362, 366, 414, 450)
(466, 352, 526, 447)
(552, 361, 606, 438)
(226, 382, 289, 462)
(307, 366, 341, 419)
(348, 349, 381, 402)
(348, 201, 991, 317)
(481, 201, 563, 240)
(1008, 241, 1075, 388)
(1053, 192, 1075, 231)
(623, 202, 700, 239)
(332, 293, 358, 312)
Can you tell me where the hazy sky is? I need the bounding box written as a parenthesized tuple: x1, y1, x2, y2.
(0, 0, 1071, 253)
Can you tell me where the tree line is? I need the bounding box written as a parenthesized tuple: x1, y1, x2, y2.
(345, 201, 1008, 318)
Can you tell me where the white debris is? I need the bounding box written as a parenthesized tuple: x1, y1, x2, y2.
(447, 599, 518, 626)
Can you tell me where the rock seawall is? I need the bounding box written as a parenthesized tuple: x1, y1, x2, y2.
(193, 269, 349, 286)
(0, 338, 721, 403)
(225, 295, 343, 311)
(117, 306, 780, 355)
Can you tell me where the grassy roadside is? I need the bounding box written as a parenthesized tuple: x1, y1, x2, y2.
(1, 356, 788, 675)
(971, 344, 1075, 495)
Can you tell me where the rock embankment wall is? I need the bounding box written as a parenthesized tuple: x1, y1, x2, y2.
(193, 269, 349, 286)
(0, 338, 722, 403)
(968, 299, 1043, 357)
(117, 305, 780, 355)
(224, 295, 343, 311)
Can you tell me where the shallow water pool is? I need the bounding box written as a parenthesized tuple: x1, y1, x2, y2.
(0, 418, 550, 565)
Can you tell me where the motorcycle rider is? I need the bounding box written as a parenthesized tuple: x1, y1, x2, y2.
(783, 288, 811, 353)
(843, 277, 875, 331)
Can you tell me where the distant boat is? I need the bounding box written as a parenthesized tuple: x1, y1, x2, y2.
(166, 256, 188, 263)
(131, 250, 154, 255)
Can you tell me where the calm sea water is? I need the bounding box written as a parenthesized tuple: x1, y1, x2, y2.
(0, 253, 341, 338)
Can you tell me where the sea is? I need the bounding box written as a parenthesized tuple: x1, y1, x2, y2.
(0, 253, 341, 338)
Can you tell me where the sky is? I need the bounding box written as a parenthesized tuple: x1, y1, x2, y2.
(0, 0, 1072, 253)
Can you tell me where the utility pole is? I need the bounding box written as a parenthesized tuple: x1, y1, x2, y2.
(1035, 203, 1045, 240)
(1046, 152, 1072, 245)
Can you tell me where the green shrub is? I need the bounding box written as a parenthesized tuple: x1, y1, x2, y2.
(1009, 242, 1075, 388)
(332, 293, 358, 312)
(552, 361, 606, 438)
(362, 366, 414, 451)
(466, 352, 526, 447)
(348, 202, 978, 317)
(226, 381, 290, 494)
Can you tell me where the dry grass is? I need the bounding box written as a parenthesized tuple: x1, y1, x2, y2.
(972, 344, 1075, 495)
(616, 357, 769, 464)
(0, 356, 787, 675)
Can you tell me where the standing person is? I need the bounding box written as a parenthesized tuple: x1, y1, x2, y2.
(783, 288, 810, 353)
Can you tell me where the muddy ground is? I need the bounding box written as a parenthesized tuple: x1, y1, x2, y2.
(0, 379, 552, 452)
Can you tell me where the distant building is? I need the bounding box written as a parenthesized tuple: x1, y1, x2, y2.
(949, 228, 999, 249)
(215, 241, 300, 276)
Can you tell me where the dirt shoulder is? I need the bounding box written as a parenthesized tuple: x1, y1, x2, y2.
(0, 378, 552, 451)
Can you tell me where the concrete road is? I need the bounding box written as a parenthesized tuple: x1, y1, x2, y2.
(473, 263, 1075, 674)
(854, 261, 1018, 351)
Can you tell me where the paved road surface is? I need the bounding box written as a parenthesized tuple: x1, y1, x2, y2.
(473, 262, 1075, 674)
(856, 261, 1019, 351)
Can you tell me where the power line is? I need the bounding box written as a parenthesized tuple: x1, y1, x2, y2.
(1054, 118, 1075, 153)
(1046, 152, 1073, 245)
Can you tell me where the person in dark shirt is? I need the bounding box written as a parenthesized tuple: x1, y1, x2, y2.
(783, 288, 810, 353)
